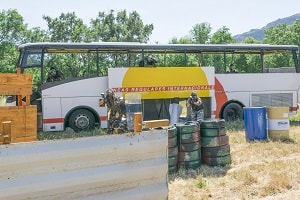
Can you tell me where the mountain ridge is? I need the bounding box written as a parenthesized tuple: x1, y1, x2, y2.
(234, 13, 300, 42)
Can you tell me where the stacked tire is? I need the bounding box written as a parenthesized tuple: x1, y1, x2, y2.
(168, 126, 178, 173)
(200, 119, 231, 166)
(176, 122, 201, 170)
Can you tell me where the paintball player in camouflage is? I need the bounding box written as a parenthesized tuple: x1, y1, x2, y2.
(100, 89, 126, 134)
(46, 67, 64, 82)
(187, 91, 204, 121)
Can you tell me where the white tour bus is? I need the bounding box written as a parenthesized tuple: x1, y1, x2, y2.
(14, 42, 299, 132)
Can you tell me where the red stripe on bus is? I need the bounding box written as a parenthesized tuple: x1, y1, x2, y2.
(100, 116, 107, 121)
(43, 118, 64, 124)
(291, 107, 298, 112)
(43, 116, 107, 124)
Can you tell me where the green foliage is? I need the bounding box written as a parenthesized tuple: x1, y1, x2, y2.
(0, 8, 299, 77)
(24, 27, 50, 43)
(196, 179, 206, 189)
(0, 9, 27, 73)
(0, 42, 19, 73)
(89, 10, 153, 43)
(210, 26, 235, 44)
(0, 9, 27, 44)
(43, 12, 89, 42)
(190, 22, 212, 44)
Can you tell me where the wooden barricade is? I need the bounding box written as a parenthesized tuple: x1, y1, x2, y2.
(0, 73, 32, 105)
(0, 73, 37, 143)
(143, 119, 169, 129)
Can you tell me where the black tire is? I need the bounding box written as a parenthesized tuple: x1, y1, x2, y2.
(202, 154, 231, 166)
(222, 102, 243, 121)
(68, 109, 95, 132)
(168, 146, 179, 157)
(201, 134, 229, 147)
(168, 136, 178, 148)
(201, 144, 230, 157)
(200, 119, 226, 129)
(168, 126, 177, 138)
(179, 142, 201, 152)
(200, 127, 226, 137)
(178, 149, 201, 162)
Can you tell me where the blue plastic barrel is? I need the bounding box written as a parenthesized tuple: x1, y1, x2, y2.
(125, 103, 142, 131)
(243, 107, 267, 141)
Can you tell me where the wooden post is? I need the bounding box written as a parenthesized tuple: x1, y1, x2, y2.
(2, 121, 11, 144)
(134, 112, 143, 133)
(143, 119, 169, 129)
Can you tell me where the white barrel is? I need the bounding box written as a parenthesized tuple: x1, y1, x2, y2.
(266, 107, 290, 141)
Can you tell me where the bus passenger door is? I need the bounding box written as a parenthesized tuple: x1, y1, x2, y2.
(42, 97, 64, 131)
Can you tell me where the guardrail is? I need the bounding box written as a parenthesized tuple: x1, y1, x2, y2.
(0, 130, 168, 200)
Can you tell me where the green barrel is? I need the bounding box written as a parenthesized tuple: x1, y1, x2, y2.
(201, 134, 229, 147)
(168, 126, 178, 173)
(200, 119, 225, 129)
(176, 122, 201, 170)
(202, 154, 231, 166)
(200, 119, 231, 166)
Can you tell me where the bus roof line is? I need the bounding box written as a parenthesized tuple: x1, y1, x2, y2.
(18, 42, 299, 55)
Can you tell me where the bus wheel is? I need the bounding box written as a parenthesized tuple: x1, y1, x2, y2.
(222, 103, 243, 121)
(68, 109, 95, 132)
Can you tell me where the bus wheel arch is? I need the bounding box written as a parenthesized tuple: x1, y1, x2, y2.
(66, 107, 99, 132)
(220, 101, 244, 121)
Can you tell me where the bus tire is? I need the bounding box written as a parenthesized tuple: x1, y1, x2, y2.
(222, 102, 243, 121)
(68, 109, 95, 132)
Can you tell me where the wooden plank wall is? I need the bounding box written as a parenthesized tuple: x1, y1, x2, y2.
(0, 130, 169, 200)
(0, 73, 37, 143)
(0, 73, 32, 96)
(0, 105, 37, 143)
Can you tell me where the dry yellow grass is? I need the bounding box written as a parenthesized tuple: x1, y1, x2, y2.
(168, 126, 300, 200)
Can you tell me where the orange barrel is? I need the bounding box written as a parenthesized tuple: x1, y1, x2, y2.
(267, 107, 290, 141)
(133, 112, 143, 132)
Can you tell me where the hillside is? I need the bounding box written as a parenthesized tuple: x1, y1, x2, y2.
(234, 13, 300, 42)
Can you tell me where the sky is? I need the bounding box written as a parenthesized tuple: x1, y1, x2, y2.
(1, 0, 300, 43)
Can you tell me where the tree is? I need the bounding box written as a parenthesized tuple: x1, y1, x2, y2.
(89, 10, 154, 72)
(210, 26, 235, 44)
(24, 27, 50, 43)
(209, 26, 236, 72)
(190, 22, 212, 44)
(0, 9, 27, 44)
(289, 19, 300, 47)
(43, 12, 89, 42)
(264, 22, 298, 69)
(264, 23, 292, 45)
(0, 9, 27, 73)
(89, 10, 153, 43)
(242, 37, 261, 44)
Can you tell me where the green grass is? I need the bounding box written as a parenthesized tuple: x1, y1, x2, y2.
(225, 119, 245, 132)
(37, 128, 108, 140)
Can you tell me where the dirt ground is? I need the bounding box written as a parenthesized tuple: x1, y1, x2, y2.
(168, 126, 300, 200)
